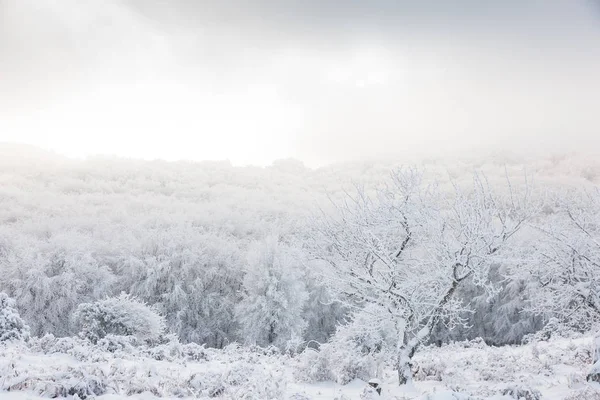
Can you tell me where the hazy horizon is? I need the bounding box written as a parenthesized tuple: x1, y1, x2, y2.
(1, 0, 599, 167)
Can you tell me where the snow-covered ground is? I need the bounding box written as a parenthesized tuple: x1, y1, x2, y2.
(1, 334, 598, 400)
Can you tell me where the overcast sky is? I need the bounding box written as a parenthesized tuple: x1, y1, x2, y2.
(1, 0, 599, 166)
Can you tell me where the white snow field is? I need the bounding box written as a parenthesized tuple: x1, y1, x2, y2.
(1, 334, 598, 400)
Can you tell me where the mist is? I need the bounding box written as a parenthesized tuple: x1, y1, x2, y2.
(1, 0, 600, 166)
(4, 3, 600, 396)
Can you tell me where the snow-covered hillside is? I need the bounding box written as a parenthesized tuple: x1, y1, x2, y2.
(3, 150, 600, 399)
(1, 151, 598, 346)
(1, 334, 598, 399)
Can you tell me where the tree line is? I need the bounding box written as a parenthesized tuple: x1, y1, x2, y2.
(1, 152, 600, 385)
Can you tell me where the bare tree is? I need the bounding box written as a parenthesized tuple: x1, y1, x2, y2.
(521, 187, 600, 381)
(527, 188, 600, 332)
(314, 169, 530, 385)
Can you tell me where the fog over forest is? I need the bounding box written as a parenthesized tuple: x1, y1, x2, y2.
(2, 1, 600, 399)
(2, 0, 600, 165)
(1, 145, 599, 345)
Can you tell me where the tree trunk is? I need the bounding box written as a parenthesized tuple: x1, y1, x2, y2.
(396, 331, 419, 385)
(267, 322, 276, 345)
(397, 349, 413, 385)
(594, 335, 600, 364)
(395, 279, 461, 385)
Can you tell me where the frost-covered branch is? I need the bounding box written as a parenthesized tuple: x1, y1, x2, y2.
(314, 168, 531, 384)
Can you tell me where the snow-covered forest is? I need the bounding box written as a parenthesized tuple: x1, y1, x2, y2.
(1, 147, 600, 399)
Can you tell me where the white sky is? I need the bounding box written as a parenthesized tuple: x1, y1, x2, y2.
(1, 0, 600, 166)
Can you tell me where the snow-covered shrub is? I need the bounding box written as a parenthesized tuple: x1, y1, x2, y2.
(236, 237, 308, 349)
(457, 337, 488, 349)
(246, 343, 282, 356)
(294, 306, 393, 384)
(2, 361, 108, 399)
(180, 341, 209, 362)
(73, 293, 166, 344)
(566, 371, 587, 388)
(288, 393, 312, 400)
(413, 359, 443, 382)
(419, 392, 478, 400)
(415, 337, 490, 383)
(360, 386, 380, 400)
(563, 387, 600, 400)
(187, 370, 226, 397)
(29, 334, 85, 355)
(293, 347, 332, 383)
(327, 340, 372, 385)
(142, 334, 182, 361)
(222, 362, 287, 400)
(186, 358, 287, 399)
(327, 347, 376, 385)
(522, 318, 575, 344)
(413, 335, 594, 395)
(26, 334, 116, 363)
(294, 337, 376, 385)
(502, 385, 542, 400)
(572, 344, 594, 365)
(96, 334, 139, 353)
(0, 292, 29, 341)
(588, 361, 600, 383)
(587, 335, 600, 383)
